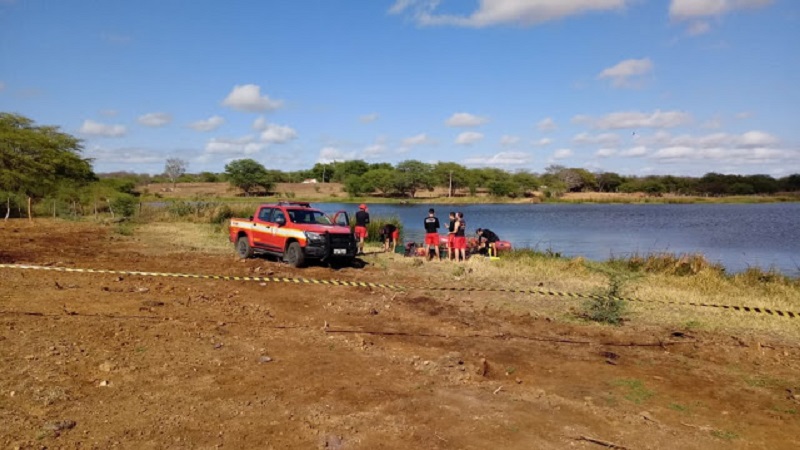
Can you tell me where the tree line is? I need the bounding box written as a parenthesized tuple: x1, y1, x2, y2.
(2, 112, 799, 221)
(207, 158, 799, 199)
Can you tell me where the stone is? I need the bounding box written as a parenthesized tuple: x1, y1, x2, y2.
(258, 355, 273, 363)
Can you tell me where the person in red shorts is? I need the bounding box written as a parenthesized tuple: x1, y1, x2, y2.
(446, 211, 456, 261)
(423, 208, 441, 261)
(379, 223, 399, 253)
(453, 212, 467, 262)
(354, 204, 369, 255)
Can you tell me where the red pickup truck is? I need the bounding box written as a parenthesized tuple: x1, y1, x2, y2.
(228, 202, 356, 267)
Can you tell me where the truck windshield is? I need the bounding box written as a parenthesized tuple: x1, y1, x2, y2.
(287, 209, 333, 225)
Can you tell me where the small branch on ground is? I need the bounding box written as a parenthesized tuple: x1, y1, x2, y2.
(576, 435, 629, 449)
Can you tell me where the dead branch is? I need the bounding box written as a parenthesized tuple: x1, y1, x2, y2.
(576, 435, 629, 449)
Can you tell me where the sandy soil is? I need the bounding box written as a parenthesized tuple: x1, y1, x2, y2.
(1, 220, 799, 449)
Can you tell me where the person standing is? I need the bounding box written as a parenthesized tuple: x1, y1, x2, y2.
(446, 211, 457, 261)
(423, 208, 441, 261)
(354, 204, 370, 255)
(454, 212, 467, 262)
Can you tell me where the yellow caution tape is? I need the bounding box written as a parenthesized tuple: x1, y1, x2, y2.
(0, 263, 795, 319)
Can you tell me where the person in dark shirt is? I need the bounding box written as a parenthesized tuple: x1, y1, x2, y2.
(454, 212, 466, 262)
(379, 223, 399, 253)
(476, 228, 500, 257)
(445, 211, 456, 261)
(354, 204, 369, 255)
(423, 208, 441, 261)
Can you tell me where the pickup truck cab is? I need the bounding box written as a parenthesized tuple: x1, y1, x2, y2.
(229, 202, 356, 267)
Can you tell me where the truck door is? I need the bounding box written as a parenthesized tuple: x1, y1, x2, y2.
(252, 207, 277, 251)
(331, 211, 350, 228)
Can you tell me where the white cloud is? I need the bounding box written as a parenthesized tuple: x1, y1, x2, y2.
(79, 119, 127, 137)
(137, 112, 172, 127)
(739, 130, 778, 148)
(446, 112, 488, 127)
(402, 133, 434, 147)
(552, 148, 574, 160)
(86, 145, 163, 164)
(464, 151, 532, 167)
(252, 116, 268, 130)
(204, 135, 264, 156)
(669, 0, 773, 19)
(318, 146, 357, 163)
(259, 123, 298, 144)
(633, 130, 780, 149)
(620, 146, 649, 157)
(363, 143, 388, 158)
(687, 21, 711, 35)
(573, 132, 620, 146)
(393, 0, 630, 28)
(189, 115, 225, 132)
(574, 110, 692, 129)
(359, 113, 379, 123)
(455, 131, 484, 145)
(537, 117, 557, 132)
(533, 137, 553, 146)
(625, 129, 796, 166)
(596, 148, 617, 158)
(597, 58, 653, 88)
(500, 135, 520, 146)
(222, 84, 283, 112)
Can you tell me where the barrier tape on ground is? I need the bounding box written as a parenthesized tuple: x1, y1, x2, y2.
(0, 263, 796, 319)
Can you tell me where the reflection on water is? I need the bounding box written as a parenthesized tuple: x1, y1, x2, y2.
(316, 202, 800, 275)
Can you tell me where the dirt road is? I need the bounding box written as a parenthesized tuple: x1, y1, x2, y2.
(1, 221, 798, 449)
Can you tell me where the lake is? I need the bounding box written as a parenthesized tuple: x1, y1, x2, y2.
(317, 202, 800, 276)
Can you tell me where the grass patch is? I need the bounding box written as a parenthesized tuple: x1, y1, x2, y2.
(113, 222, 135, 236)
(711, 430, 739, 440)
(611, 378, 655, 404)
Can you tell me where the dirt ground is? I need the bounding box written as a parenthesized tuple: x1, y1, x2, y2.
(1, 220, 799, 449)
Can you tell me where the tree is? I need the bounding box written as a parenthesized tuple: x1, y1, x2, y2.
(394, 160, 434, 198)
(360, 169, 396, 196)
(596, 172, 624, 192)
(432, 162, 469, 197)
(163, 158, 188, 188)
(331, 160, 370, 183)
(224, 159, 274, 196)
(0, 113, 95, 219)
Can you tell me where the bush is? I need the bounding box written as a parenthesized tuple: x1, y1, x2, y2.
(579, 268, 634, 326)
(110, 195, 137, 218)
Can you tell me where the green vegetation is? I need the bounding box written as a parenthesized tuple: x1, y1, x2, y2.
(580, 268, 634, 325)
(611, 378, 655, 404)
(711, 430, 739, 441)
(224, 158, 275, 196)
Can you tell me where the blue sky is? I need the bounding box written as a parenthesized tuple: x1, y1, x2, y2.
(1, 0, 798, 177)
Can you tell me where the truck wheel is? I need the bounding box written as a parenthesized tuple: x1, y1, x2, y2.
(236, 236, 254, 259)
(284, 242, 305, 268)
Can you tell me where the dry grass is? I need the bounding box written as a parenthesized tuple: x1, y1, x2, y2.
(135, 222, 234, 255)
(125, 222, 800, 340)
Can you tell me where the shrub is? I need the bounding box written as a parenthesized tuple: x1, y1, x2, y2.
(580, 268, 634, 326)
(110, 195, 137, 218)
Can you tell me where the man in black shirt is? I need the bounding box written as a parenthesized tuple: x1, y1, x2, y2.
(354, 204, 369, 255)
(378, 223, 399, 253)
(423, 208, 441, 261)
(476, 228, 500, 257)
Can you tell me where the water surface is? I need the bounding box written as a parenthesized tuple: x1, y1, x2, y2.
(318, 202, 800, 276)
